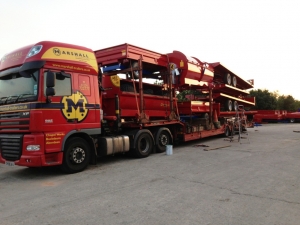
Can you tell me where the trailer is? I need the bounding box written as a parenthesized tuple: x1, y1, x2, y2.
(253, 110, 287, 123)
(96, 44, 256, 139)
(0, 41, 256, 173)
(254, 110, 300, 123)
(284, 111, 300, 123)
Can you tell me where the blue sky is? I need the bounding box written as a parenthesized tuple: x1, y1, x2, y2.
(1, 0, 299, 99)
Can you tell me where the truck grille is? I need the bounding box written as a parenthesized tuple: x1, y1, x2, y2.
(0, 111, 30, 133)
(0, 134, 23, 161)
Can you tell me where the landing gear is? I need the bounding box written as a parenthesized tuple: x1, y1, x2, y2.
(224, 126, 232, 137)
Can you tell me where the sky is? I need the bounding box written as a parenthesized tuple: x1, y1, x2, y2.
(0, 0, 300, 99)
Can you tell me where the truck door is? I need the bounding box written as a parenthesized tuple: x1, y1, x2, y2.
(52, 71, 75, 124)
(43, 70, 75, 153)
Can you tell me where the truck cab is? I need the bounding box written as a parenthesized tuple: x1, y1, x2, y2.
(0, 41, 101, 173)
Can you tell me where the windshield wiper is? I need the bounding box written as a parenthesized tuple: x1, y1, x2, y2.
(0, 97, 9, 105)
(14, 94, 34, 103)
(0, 94, 34, 104)
(4, 96, 18, 104)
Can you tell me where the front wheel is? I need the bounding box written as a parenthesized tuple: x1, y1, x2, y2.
(290, 118, 295, 123)
(60, 137, 90, 173)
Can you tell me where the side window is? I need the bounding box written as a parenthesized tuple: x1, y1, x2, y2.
(44, 71, 72, 96)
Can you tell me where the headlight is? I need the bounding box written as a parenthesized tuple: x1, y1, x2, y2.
(26, 145, 40, 151)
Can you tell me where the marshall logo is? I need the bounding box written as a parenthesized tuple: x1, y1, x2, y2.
(61, 91, 88, 122)
(52, 48, 89, 58)
(53, 48, 61, 56)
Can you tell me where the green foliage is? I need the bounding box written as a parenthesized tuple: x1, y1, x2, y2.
(176, 89, 206, 101)
(277, 95, 300, 111)
(249, 89, 277, 110)
(250, 89, 300, 111)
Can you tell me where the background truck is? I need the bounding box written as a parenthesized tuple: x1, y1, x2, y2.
(254, 110, 300, 123)
(0, 41, 255, 173)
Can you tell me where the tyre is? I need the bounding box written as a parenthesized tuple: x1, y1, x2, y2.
(225, 73, 232, 85)
(290, 118, 295, 123)
(233, 101, 238, 111)
(225, 99, 233, 111)
(133, 131, 154, 158)
(232, 75, 237, 87)
(60, 137, 90, 173)
(156, 130, 171, 153)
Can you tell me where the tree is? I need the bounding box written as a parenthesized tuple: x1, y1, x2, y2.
(294, 100, 300, 111)
(284, 95, 296, 111)
(250, 89, 300, 111)
(277, 95, 297, 111)
(249, 89, 277, 110)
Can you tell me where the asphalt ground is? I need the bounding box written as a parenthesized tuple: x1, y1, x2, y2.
(1, 123, 300, 225)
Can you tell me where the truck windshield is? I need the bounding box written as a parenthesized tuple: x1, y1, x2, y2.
(0, 70, 39, 104)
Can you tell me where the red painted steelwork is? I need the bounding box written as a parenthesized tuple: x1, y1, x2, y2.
(95, 43, 168, 69)
(167, 51, 214, 86)
(210, 62, 254, 90)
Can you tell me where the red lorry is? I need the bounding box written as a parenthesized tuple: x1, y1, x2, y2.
(0, 41, 255, 173)
(253, 110, 285, 123)
(254, 110, 300, 123)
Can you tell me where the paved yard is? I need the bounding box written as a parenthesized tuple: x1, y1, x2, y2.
(1, 124, 300, 225)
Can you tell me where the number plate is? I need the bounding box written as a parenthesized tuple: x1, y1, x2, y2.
(5, 161, 15, 166)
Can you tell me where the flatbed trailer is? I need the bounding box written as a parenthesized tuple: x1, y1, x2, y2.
(284, 111, 300, 123)
(167, 51, 255, 112)
(95, 44, 231, 145)
(253, 110, 286, 123)
(254, 110, 300, 123)
(96, 44, 255, 143)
